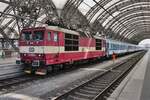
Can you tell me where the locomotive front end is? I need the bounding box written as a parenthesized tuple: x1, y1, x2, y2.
(18, 27, 47, 74)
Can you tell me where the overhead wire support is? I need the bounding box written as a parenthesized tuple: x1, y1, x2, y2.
(0, 0, 10, 4)
(0, 11, 45, 25)
(93, 0, 136, 41)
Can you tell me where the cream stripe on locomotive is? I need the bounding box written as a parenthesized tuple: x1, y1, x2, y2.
(19, 46, 105, 54)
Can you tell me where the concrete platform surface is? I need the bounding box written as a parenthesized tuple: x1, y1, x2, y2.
(0, 56, 16, 65)
(108, 50, 149, 100)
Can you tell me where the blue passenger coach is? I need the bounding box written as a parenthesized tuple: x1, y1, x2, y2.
(106, 39, 141, 56)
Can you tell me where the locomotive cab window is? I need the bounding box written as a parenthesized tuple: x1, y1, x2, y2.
(96, 39, 102, 50)
(21, 31, 32, 41)
(33, 31, 44, 41)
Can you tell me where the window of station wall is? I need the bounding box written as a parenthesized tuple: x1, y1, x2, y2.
(96, 39, 102, 50)
(65, 33, 79, 51)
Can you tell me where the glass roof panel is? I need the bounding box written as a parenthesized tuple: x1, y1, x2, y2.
(78, 0, 96, 15)
(102, 16, 113, 27)
(90, 9, 104, 22)
(83, 0, 96, 7)
(78, 2, 91, 15)
(37, 14, 46, 21)
(0, 2, 8, 11)
(103, 11, 120, 27)
(120, 3, 150, 12)
(104, 0, 120, 9)
(52, 0, 68, 9)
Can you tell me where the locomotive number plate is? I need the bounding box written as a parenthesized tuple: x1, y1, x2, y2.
(29, 47, 35, 52)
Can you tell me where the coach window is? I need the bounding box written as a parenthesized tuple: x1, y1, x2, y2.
(54, 32, 58, 42)
(48, 32, 51, 41)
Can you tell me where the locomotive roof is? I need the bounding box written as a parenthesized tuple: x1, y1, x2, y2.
(22, 26, 79, 36)
(46, 26, 79, 35)
(93, 35, 106, 40)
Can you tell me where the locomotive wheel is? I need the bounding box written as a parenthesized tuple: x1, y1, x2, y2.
(24, 67, 35, 74)
(60, 64, 63, 69)
(52, 65, 60, 72)
(47, 66, 52, 72)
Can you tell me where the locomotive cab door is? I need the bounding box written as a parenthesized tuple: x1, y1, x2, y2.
(46, 31, 61, 59)
(53, 31, 60, 56)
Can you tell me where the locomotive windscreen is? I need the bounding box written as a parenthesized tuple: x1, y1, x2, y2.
(33, 31, 44, 41)
(21, 31, 32, 40)
(21, 30, 44, 41)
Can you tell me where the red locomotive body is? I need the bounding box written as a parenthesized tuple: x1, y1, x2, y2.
(18, 26, 106, 75)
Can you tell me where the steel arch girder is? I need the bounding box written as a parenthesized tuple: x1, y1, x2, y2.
(110, 13, 150, 40)
(107, 11, 150, 41)
(90, 0, 150, 42)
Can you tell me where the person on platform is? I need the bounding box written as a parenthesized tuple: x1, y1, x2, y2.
(2, 50, 5, 59)
(112, 52, 116, 63)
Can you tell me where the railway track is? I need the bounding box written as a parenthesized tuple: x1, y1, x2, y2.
(52, 51, 145, 100)
(0, 55, 126, 90)
(0, 63, 24, 81)
(0, 75, 36, 90)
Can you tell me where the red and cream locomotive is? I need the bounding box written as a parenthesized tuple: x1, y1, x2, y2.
(17, 26, 106, 75)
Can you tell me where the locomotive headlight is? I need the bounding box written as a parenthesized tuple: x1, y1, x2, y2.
(24, 53, 27, 56)
(38, 54, 44, 57)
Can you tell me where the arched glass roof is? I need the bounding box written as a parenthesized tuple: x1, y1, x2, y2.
(0, 0, 150, 44)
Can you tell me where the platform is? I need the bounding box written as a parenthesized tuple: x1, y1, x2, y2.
(108, 50, 150, 100)
(0, 56, 22, 80)
(0, 56, 16, 65)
